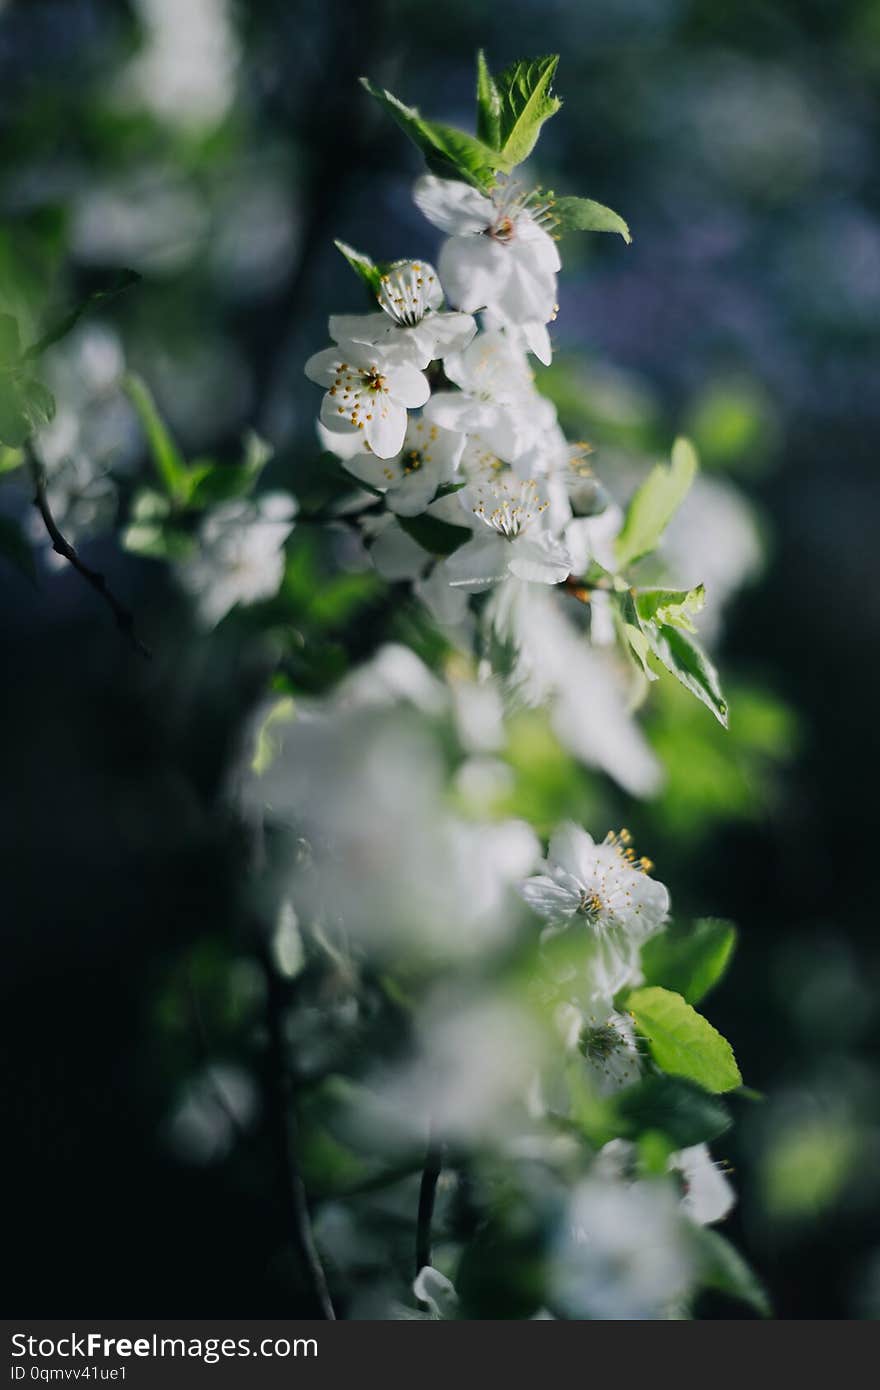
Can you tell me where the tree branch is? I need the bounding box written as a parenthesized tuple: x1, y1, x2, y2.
(26, 444, 151, 658)
(262, 953, 336, 1319)
(415, 1128, 444, 1277)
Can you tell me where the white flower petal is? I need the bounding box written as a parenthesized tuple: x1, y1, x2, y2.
(413, 175, 494, 234)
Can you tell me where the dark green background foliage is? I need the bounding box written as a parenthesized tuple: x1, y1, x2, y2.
(2, 0, 879, 1317)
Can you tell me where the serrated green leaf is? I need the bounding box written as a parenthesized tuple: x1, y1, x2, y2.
(23, 269, 140, 361)
(553, 195, 631, 243)
(645, 622, 729, 727)
(397, 511, 471, 556)
(360, 78, 498, 190)
(691, 1226, 771, 1317)
(613, 1075, 732, 1149)
(124, 373, 190, 504)
(635, 584, 705, 633)
(626, 986, 742, 1093)
(641, 919, 737, 1005)
(334, 239, 384, 299)
(495, 55, 562, 168)
(0, 516, 37, 583)
(475, 49, 501, 148)
(614, 436, 699, 570)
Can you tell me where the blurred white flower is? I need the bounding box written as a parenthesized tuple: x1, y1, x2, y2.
(177, 492, 296, 626)
(121, 0, 239, 131)
(578, 1007, 643, 1095)
(425, 329, 545, 459)
(660, 476, 762, 642)
(489, 581, 662, 795)
(551, 1177, 694, 1319)
(671, 1144, 735, 1226)
(413, 1266, 459, 1319)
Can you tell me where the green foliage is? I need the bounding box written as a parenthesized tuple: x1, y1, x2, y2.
(554, 195, 631, 243)
(626, 986, 742, 1093)
(612, 1075, 733, 1149)
(0, 313, 56, 446)
(492, 55, 562, 169)
(615, 437, 699, 570)
(360, 78, 498, 190)
(21, 269, 140, 362)
(334, 239, 385, 299)
(641, 919, 738, 1005)
(635, 585, 705, 632)
(643, 621, 729, 727)
(475, 49, 501, 148)
(397, 511, 472, 556)
(691, 1227, 771, 1317)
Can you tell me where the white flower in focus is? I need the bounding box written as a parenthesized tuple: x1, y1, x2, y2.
(343, 416, 465, 516)
(519, 821, 669, 1000)
(177, 492, 296, 626)
(414, 176, 560, 361)
(304, 342, 430, 458)
(578, 1007, 643, 1095)
(329, 259, 476, 369)
(552, 1177, 694, 1319)
(443, 475, 571, 591)
(671, 1144, 735, 1226)
(424, 329, 542, 458)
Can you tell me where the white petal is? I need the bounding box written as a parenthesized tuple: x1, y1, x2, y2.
(508, 534, 571, 586)
(365, 400, 408, 458)
(444, 534, 510, 590)
(519, 875, 579, 921)
(423, 311, 478, 358)
(439, 235, 510, 313)
(304, 346, 343, 385)
(413, 175, 494, 234)
(521, 320, 552, 365)
(548, 822, 597, 881)
(388, 362, 430, 408)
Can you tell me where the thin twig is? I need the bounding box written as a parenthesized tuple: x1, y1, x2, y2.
(415, 1128, 444, 1278)
(262, 953, 336, 1319)
(26, 443, 151, 658)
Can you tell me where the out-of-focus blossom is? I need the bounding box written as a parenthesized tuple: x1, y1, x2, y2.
(177, 492, 296, 626)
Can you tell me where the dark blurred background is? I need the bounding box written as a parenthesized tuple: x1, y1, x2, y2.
(2, 0, 879, 1318)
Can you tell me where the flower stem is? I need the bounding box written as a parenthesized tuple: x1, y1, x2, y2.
(416, 1129, 444, 1277)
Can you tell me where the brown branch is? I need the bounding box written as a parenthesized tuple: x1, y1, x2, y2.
(415, 1128, 444, 1278)
(26, 444, 151, 658)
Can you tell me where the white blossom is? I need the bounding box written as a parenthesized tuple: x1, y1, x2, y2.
(342, 416, 464, 516)
(671, 1144, 735, 1226)
(443, 474, 571, 591)
(552, 1177, 695, 1320)
(329, 259, 476, 369)
(414, 176, 560, 361)
(177, 491, 296, 626)
(304, 342, 430, 459)
(424, 328, 544, 459)
(519, 821, 669, 1000)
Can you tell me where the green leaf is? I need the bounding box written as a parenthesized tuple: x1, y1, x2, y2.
(124, 373, 190, 504)
(635, 584, 705, 633)
(188, 433, 272, 508)
(23, 269, 140, 361)
(614, 436, 699, 570)
(475, 49, 501, 148)
(613, 1075, 732, 1149)
(626, 986, 742, 1093)
(0, 313, 22, 365)
(494, 55, 562, 168)
(641, 919, 737, 1005)
(360, 78, 498, 190)
(397, 511, 471, 556)
(0, 377, 31, 447)
(553, 195, 631, 243)
(0, 516, 37, 583)
(19, 378, 55, 430)
(644, 622, 729, 727)
(334, 239, 384, 299)
(0, 445, 25, 474)
(691, 1227, 771, 1317)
